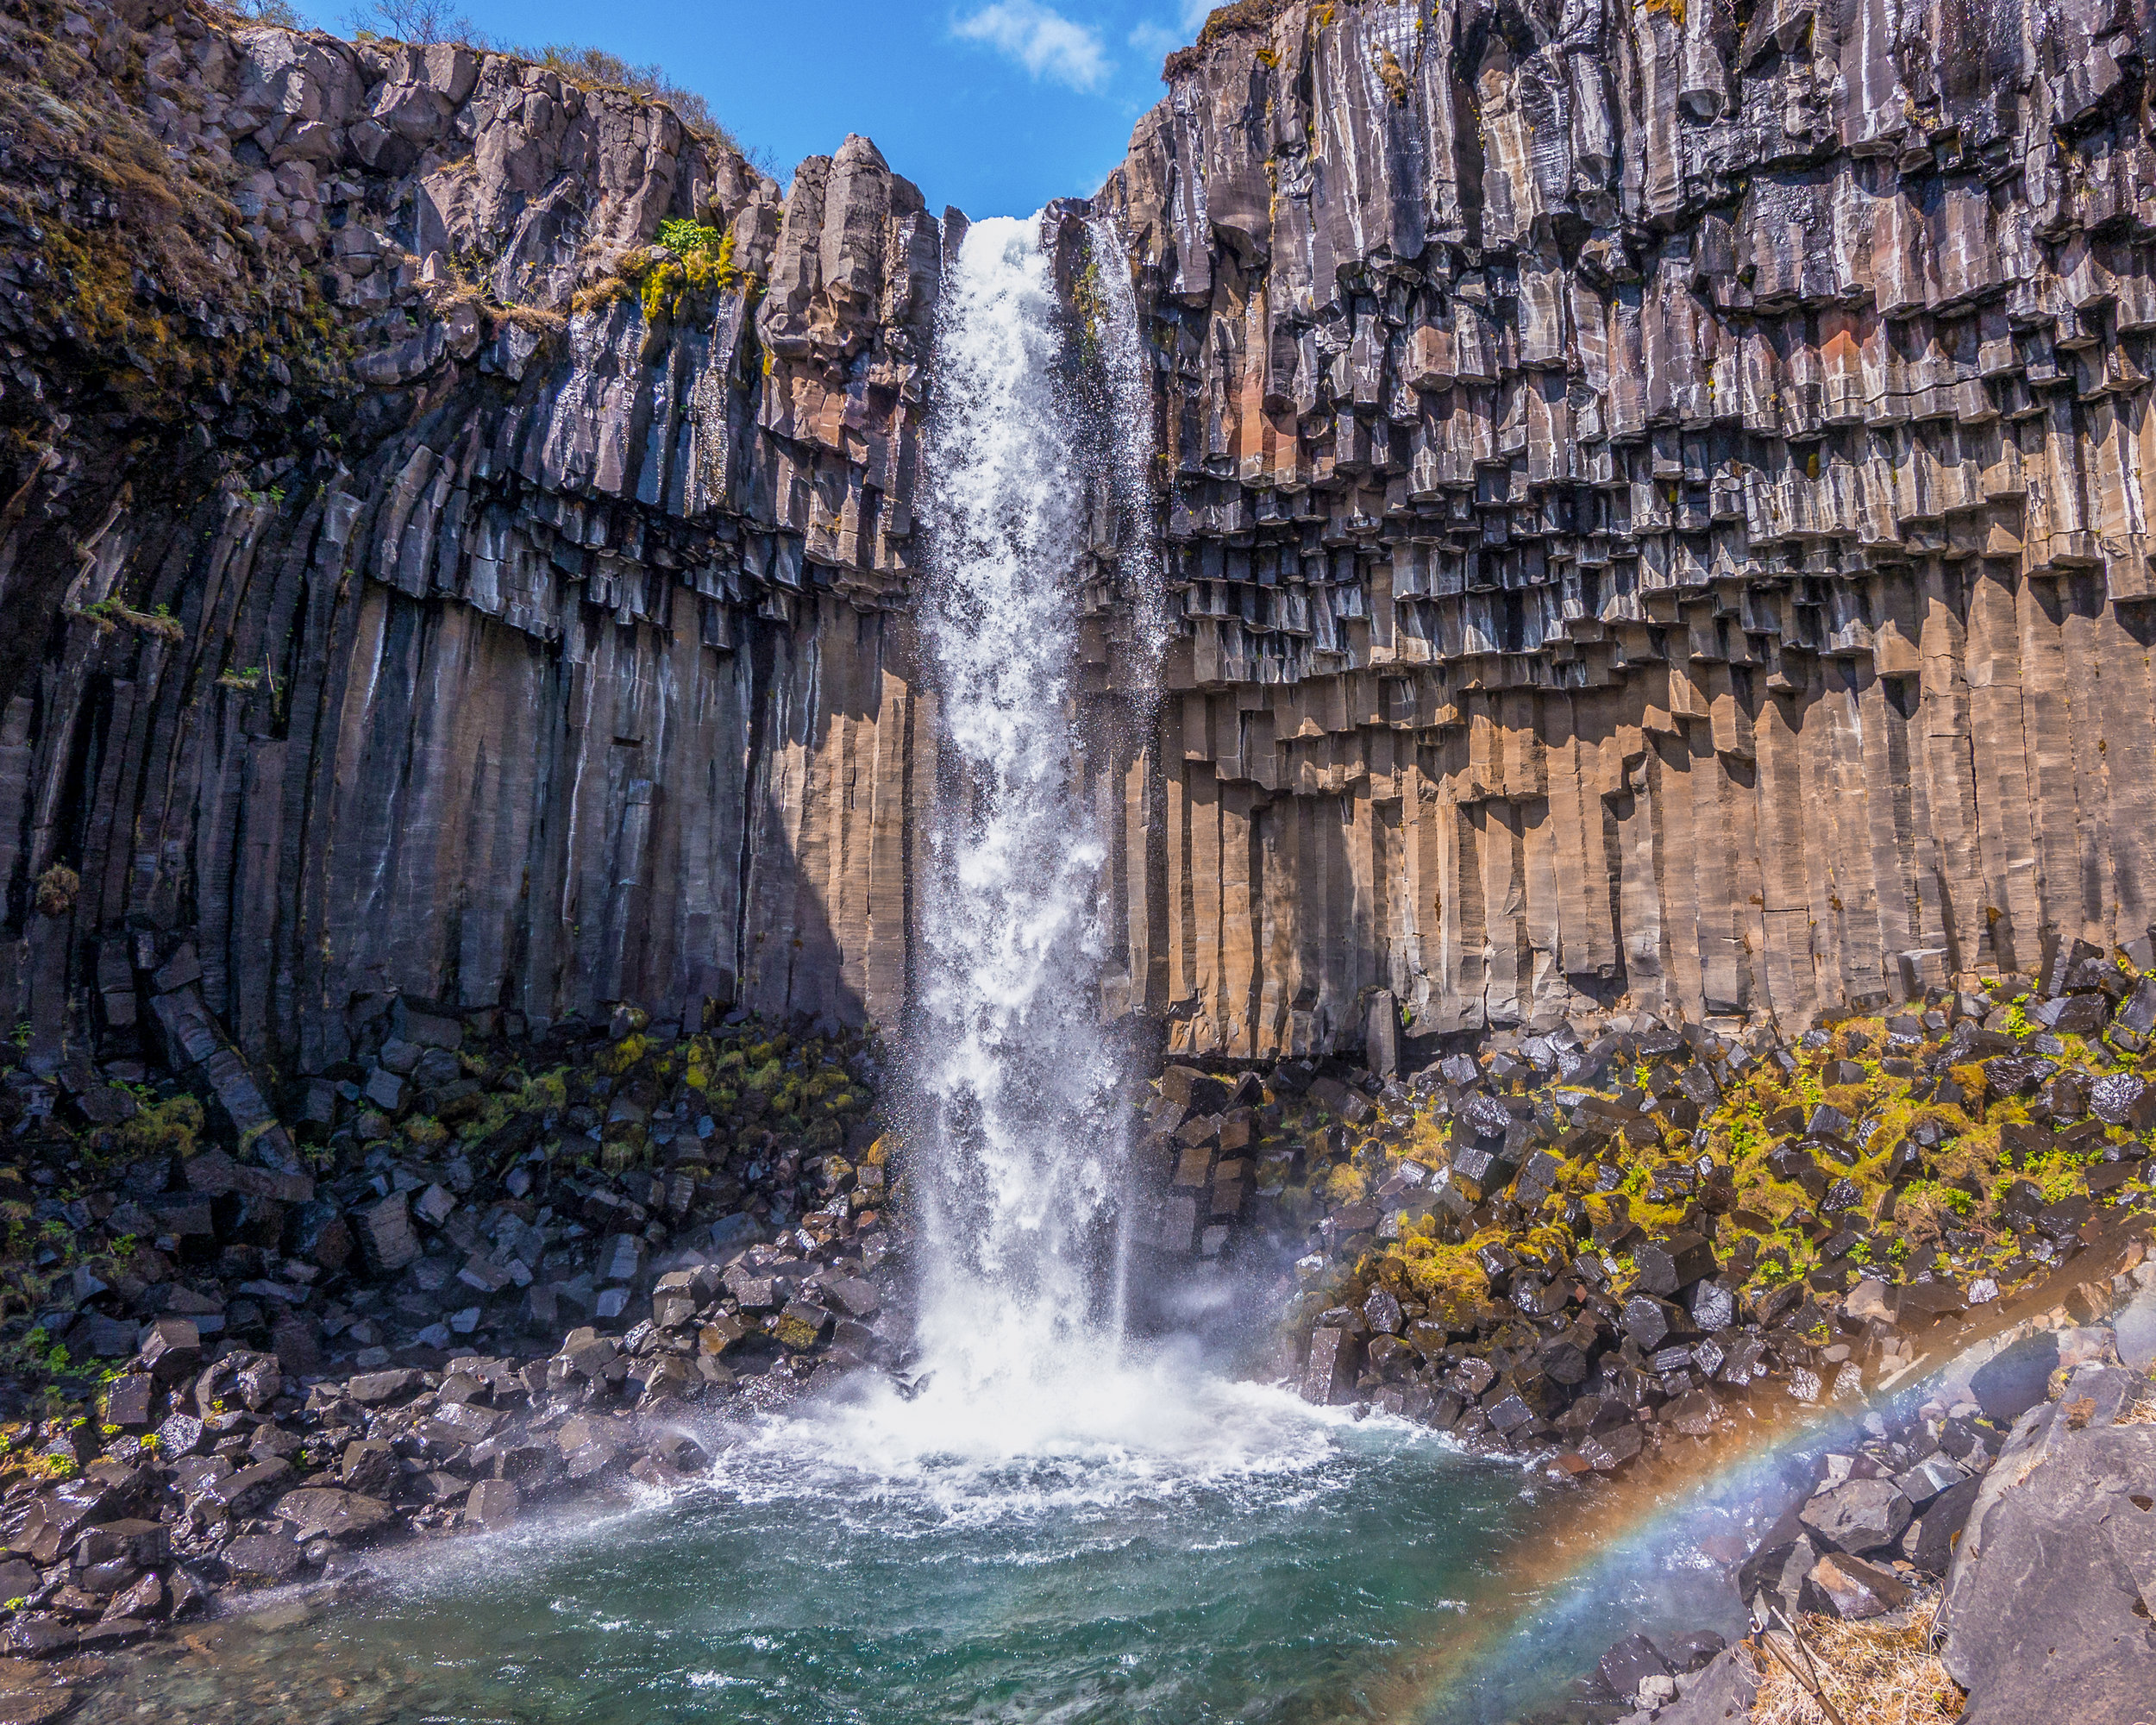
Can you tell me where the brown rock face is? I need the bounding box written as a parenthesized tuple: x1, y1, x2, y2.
(1092, 0, 2156, 1056)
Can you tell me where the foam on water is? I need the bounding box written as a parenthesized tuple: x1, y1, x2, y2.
(701, 1353, 1357, 1529)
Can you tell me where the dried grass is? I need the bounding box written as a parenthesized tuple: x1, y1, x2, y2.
(1751, 1597, 1965, 1725)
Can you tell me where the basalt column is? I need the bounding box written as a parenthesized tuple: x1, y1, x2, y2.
(1091, 0, 2156, 1057)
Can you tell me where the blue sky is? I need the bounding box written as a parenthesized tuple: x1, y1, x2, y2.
(300, 0, 1213, 216)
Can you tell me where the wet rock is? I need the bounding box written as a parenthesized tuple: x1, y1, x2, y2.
(1650, 1642, 1758, 1724)
(137, 1318, 201, 1384)
(1633, 1233, 1716, 1297)
(1663, 1630, 1726, 1673)
(1301, 1327, 1360, 1406)
(1620, 1295, 1678, 1351)
(1362, 1286, 1402, 1336)
(341, 1440, 399, 1497)
(1595, 1633, 1672, 1704)
(1580, 1423, 1643, 1472)
(273, 1489, 394, 1543)
(466, 1478, 520, 1529)
(221, 1533, 302, 1584)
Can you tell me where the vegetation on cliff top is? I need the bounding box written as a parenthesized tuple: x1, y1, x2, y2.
(342, 0, 766, 166)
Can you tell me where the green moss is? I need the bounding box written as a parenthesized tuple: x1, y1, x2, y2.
(1394, 1225, 1493, 1327)
(518, 1069, 570, 1113)
(404, 1116, 448, 1150)
(120, 1094, 203, 1160)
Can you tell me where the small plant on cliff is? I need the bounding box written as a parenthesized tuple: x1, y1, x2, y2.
(33, 866, 78, 919)
(74, 598, 185, 643)
(118, 1094, 204, 1161)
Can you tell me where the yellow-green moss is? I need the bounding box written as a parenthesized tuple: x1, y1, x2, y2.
(121, 1094, 203, 1160)
(595, 1033, 649, 1076)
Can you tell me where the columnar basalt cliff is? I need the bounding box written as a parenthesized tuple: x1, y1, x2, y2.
(0, 0, 962, 1085)
(10, 0, 2156, 1100)
(1097, 0, 2156, 1058)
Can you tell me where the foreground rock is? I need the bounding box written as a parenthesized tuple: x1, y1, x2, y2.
(1545, 1273, 2154, 1723)
(0, 995, 903, 1660)
(1939, 1383, 2156, 1722)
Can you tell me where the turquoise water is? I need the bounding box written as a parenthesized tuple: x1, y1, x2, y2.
(74, 1365, 1746, 1725)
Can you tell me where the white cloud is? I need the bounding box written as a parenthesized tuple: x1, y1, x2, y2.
(955, 1, 1112, 91)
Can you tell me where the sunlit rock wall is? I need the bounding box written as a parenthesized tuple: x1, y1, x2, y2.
(1094, 0, 2156, 1057)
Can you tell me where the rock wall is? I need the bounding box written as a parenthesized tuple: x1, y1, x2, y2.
(1095, 0, 2156, 1057)
(16, 0, 2156, 1095)
(0, 0, 948, 1083)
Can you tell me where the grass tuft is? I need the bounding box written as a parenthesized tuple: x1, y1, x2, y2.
(1752, 1598, 1964, 1725)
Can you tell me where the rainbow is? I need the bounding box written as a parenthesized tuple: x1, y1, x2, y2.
(1357, 1260, 2145, 1724)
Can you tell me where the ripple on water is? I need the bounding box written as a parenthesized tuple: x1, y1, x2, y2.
(73, 1361, 1583, 1725)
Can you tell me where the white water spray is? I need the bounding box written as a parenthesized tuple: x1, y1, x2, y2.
(1087, 213, 1170, 689)
(908, 214, 1131, 1408)
(736, 216, 1343, 1485)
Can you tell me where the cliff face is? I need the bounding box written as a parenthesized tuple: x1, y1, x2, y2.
(0, 0, 947, 1086)
(9, 0, 2156, 1098)
(1096, 0, 2156, 1058)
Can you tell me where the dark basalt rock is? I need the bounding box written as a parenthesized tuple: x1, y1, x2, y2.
(1941, 1422, 2156, 1725)
(1797, 1478, 1913, 1556)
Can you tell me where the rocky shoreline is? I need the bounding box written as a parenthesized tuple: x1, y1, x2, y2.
(1, 950, 2153, 1718)
(1546, 1240, 2155, 1724)
(0, 997, 901, 1703)
(1123, 944, 2156, 1720)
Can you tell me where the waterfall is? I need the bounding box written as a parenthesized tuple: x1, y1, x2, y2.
(1087, 213, 1169, 692)
(761, 215, 1326, 1478)
(907, 215, 1131, 1408)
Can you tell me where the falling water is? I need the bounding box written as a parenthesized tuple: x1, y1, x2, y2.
(907, 214, 1132, 1410)
(1087, 212, 1170, 689)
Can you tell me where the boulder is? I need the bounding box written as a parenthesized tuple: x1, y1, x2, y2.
(1301, 1327, 1360, 1405)
(1941, 1426, 2156, 1723)
(273, 1489, 394, 1543)
(1798, 1477, 1913, 1554)
(466, 1478, 520, 1529)
(341, 1440, 399, 1496)
(1595, 1633, 1671, 1703)
(221, 1532, 302, 1584)
(354, 1192, 419, 1274)
(1651, 1642, 1760, 1725)
(1902, 1473, 1984, 1576)
(1969, 1333, 2059, 1425)
(1803, 1552, 1911, 1619)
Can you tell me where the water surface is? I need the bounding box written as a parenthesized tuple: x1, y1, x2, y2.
(75, 1363, 1744, 1725)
